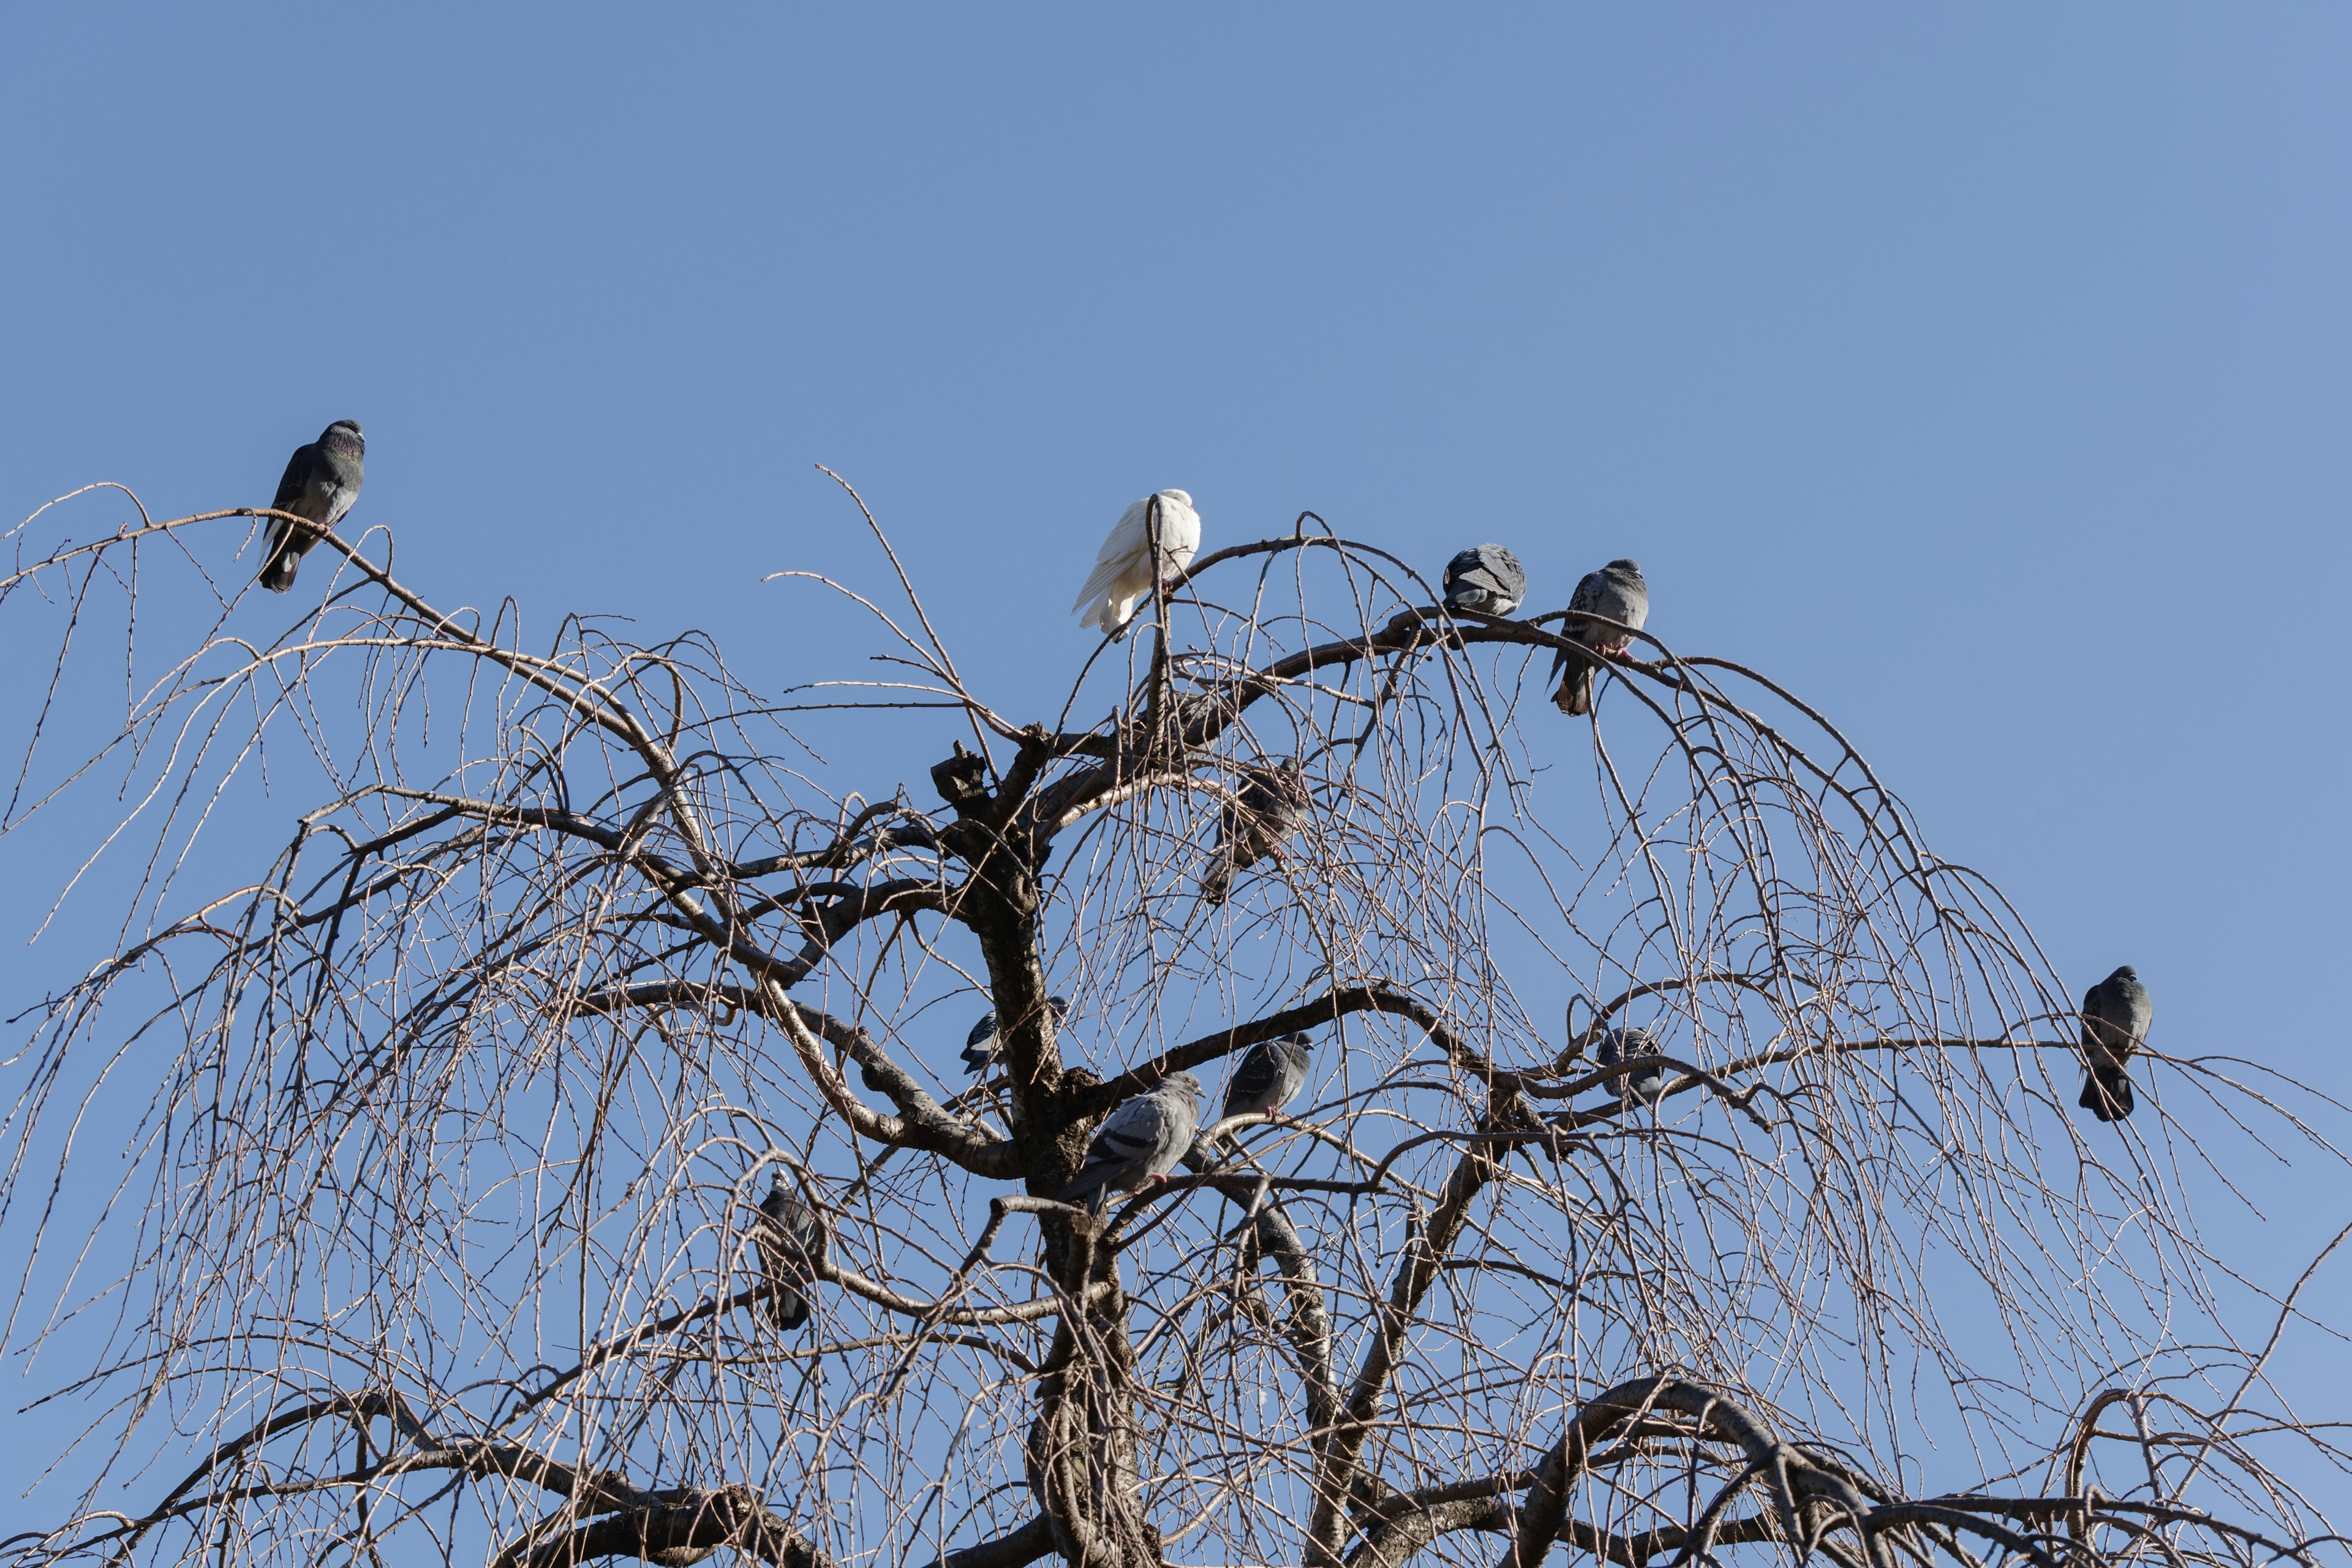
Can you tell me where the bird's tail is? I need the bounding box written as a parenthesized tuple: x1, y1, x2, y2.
(1055, 1166, 1116, 1212)
(258, 541, 300, 594)
(959, 1044, 993, 1075)
(1552, 666, 1593, 717)
(772, 1286, 810, 1330)
(2079, 1063, 2135, 1121)
(1199, 854, 1233, 905)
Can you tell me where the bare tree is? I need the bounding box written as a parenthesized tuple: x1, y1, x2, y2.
(0, 475, 2343, 1568)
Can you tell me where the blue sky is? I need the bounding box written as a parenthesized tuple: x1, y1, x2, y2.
(2, 0, 2347, 1532)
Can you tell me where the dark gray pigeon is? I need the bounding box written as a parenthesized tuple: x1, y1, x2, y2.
(1200, 760, 1311, 905)
(2078, 965, 2152, 1122)
(1056, 1072, 1206, 1214)
(1551, 559, 1649, 717)
(1596, 1026, 1667, 1108)
(1442, 544, 1528, 617)
(755, 1175, 824, 1330)
(258, 420, 364, 593)
(958, 995, 1072, 1076)
(1215, 1033, 1314, 1137)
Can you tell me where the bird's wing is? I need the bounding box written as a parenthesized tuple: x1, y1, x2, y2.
(1091, 500, 1150, 567)
(1224, 1046, 1278, 1117)
(270, 444, 315, 515)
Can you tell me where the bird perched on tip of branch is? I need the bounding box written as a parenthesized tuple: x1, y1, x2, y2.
(1072, 489, 1201, 636)
(2078, 965, 2151, 1122)
(258, 420, 364, 593)
(755, 1175, 824, 1330)
(1056, 1072, 1206, 1214)
(1597, 1026, 1667, 1108)
(1200, 760, 1311, 906)
(1442, 544, 1527, 617)
(1552, 559, 1649, 717)
(1207, 1033, 1314, 1147)
(960, 995, 1071, 1076)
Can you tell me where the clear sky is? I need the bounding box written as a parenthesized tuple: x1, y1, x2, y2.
(2, 0, 2347, 1525)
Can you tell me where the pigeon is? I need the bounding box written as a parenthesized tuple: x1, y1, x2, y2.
(2077, 965, 2152, 1122)
(1072, 489, 1202, 635)
(1055, 1072, 1206, 1214)
(1442, 545, 1527, 617)
(1200, 760, 1311, 905)
(959, 995, 1072, 1076)
(1206, 1033, 1314, 1147)
(754, 1175, 824, 1330)
(258, 420, 364, 593)
(1596, 1026, 1667, 1108)
(1551, 559, 1649, 717)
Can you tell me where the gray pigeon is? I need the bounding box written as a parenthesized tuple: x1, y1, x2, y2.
(1442, 545, 1528, 617)
(1215, 1033, 1314, 1137)
(755, 1175, 824, 1330)
(1551, 559, 1649, 717)
(958, 995, 1072, 1076)
(1055, 1071, 1206, 1214)
(1200, 760, 1311, 905)
(258, 420, 364, 593)
(1596, 1026, 1667, 1108)
(2078, 965, 2152, 1122)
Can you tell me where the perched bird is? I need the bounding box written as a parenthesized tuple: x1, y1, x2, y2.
(755, 1175, 824, 1330)
(2078, 965, 2152, 1122)
(1055, 1072, 1206, 1214)
(1200, 760, 1311, 906)
(1551, 559, 1649, 717)
(1596, 1026, 1667, 1108)
(1442, 544, 1528, 617)
(959, 995, 1072, 1076)
(1213, 1033, 1314, 1140)
(1072, 489, 1202, 635)
(258, 420, 364, 593)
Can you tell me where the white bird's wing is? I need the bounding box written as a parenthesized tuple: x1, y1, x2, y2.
(1072, 499, 1153, 622)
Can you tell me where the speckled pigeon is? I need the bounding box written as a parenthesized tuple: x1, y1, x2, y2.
(755, 1175, 824, 1330)
(1597, 1025, 1667, 1108)
(1551, 559, 1649, 717)
(959, 995, 1072, 1076)
(1212, 1033, 1314, 1144)
(1200, 760, 1311, 905)
(2078, 965, 2152, 1122)
(258, 420, 364, 593)
(1073, 489, 1201, 636)
(1056, 1072, 1206, 1214)
(1442, 545, 1527, 617)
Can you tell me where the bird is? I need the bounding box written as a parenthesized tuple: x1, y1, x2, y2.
(1055, 1072, 1206, 1214)
(1551, 559, 1649, 717)
(1442, 545, 1527, 617)
(1596, 1026, 1667, 1108)
(258, 420, 364, 593)
(1200, 760, 1311, 905)
(1214, 1033, 1314, 1137)
(754, 1174, 824, 1330)
(1072, 489, 1202, 635)
(2078, 965, 2152, 1122)
(959, 995, 1072, 1076)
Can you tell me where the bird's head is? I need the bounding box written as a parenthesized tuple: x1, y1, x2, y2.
(1047, 995, 1072, 1022)
(2110, 964, 2139, 982)
(1607, 559, 1643, 578)
(1164, 1071, 1204, 1102)
(1278, 1032, 1314, 1060)
(1159, 489, 1193, 509)
(322, 420, 364, 453)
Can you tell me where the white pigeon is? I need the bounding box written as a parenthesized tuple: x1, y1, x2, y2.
(1072, 489, 1202, 635)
